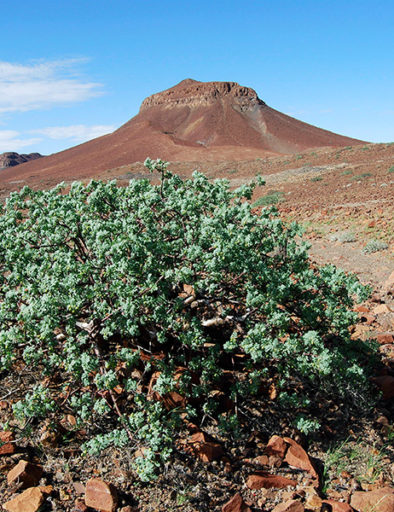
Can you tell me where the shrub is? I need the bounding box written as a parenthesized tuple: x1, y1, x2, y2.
(363, 239, 389, 254)
(253, 190, 284, 207)
(0, 159, 375, 481)
(329, 231, 356, 243)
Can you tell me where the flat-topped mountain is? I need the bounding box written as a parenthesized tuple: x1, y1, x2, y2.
(0, 79, 364, 184)
(0, 152, 42, 169)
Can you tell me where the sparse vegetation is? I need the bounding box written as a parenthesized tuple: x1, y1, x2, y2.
(310, 176, 323, 182)
(351, 172, 372, 181)
(329, 231, 356, 243)
(322, 437, 391, 493)
(252, 190, 285, 206)
(388, 166, 394, 173)
(0, 159, 377, 482)
(363, 239, 389, 254)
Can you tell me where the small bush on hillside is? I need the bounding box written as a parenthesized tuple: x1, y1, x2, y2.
(0, 159, 376, 481)
(329, 231, 356, 244)
(253, 190, 284, 207)
(363, 239, 389, 254)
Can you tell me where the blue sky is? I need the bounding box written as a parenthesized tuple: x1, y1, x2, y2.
(1, 0, 393, 154)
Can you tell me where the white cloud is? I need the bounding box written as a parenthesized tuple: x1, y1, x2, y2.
(31, 124, 115, 142)
(0, 59, 103, 114)
(0, 130, 41, 152)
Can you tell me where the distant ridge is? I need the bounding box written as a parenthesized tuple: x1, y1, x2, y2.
(0, 80, 364, 183)
(0, 152, 42, 170)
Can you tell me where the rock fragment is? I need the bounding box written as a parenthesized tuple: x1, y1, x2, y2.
(3, 487, 44, 512)
(0, 431, 15, 455)
(7, 460, 43, 488)
(222, 492, 251, 512)
(264, 435, 287, 458)
(246, 473, 297, 489)
(271, 499, 304, 512)
(350, 487, 394, 512)
(283, 437, 319, 483)
(85, 478, 118, 512)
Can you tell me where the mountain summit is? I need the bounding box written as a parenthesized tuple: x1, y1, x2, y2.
(0, 79, 364, 184)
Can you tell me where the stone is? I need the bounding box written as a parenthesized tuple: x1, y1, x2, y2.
(73, 499, 88, 512)
(373, 304, 390, 315)
(222, 493, 251, 512)
(246, 473, 297, 489)
(264, 435, 287, 458)
(322, 500, 354, 512)
(271, 499, 304, 512)
(373, 376, 394, 400)
(376, 333, 394, 344)
(39, 485, 53, 495)
(7, 460, 43, 488)
(304, 494, 322, 510)
(85, 478, 118, 512)
(0, 431, 15, 455)
(3, 487, 45, 512)
(284, 437, 319, 482)
(188, 431, 223, 462)
(382, 270, 394, 294)
(354, 305, 369, 313)
(350, 487, 394, 512)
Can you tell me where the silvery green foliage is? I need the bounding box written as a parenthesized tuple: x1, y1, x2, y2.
(0, 158, 374, 480)
(363, 239, 389, 254)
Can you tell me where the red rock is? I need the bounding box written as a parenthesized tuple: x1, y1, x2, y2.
(373, 375, 394, 399)
(350, 487, 394, 512)
(250, 455, 269, 465)
(305, 494, 323, 510)
(322, 500, 354, 512)
(264, 435, 287, 458)
(188, 432, 223, 462)
(38, 485, 53, 495)
(3, 487, 45, 512)
(246, 473, 297, 489)
(0, 431, 15, 455)
(271, 499, 304, 512)
(354, 305, 369, 313)
(283, 437, 319, 482)
(7, 460, 43, 488)
(85, 478, 118, 512)
(376, 333, 394, 345)
(73, 499, 88, 512)
(222, 493, 251, 512)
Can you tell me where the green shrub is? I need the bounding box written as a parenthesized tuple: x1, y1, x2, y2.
(388, 166, 394, 174)
(351, 172, 372, 181)
(0, 159, 375, 481)
(363, 239, 389, 254)
(253, 190, 284, 206)
(310, 176, 323, 182)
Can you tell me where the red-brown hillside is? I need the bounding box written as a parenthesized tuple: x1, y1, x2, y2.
(0, 79, 364, 184)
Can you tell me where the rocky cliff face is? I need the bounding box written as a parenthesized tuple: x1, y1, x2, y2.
(0, 152, 42, 169)
(140, 79, 264, 110)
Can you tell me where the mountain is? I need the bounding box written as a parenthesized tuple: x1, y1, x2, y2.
(0, 79, 364, 184)
(0, 152, 42, 169)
